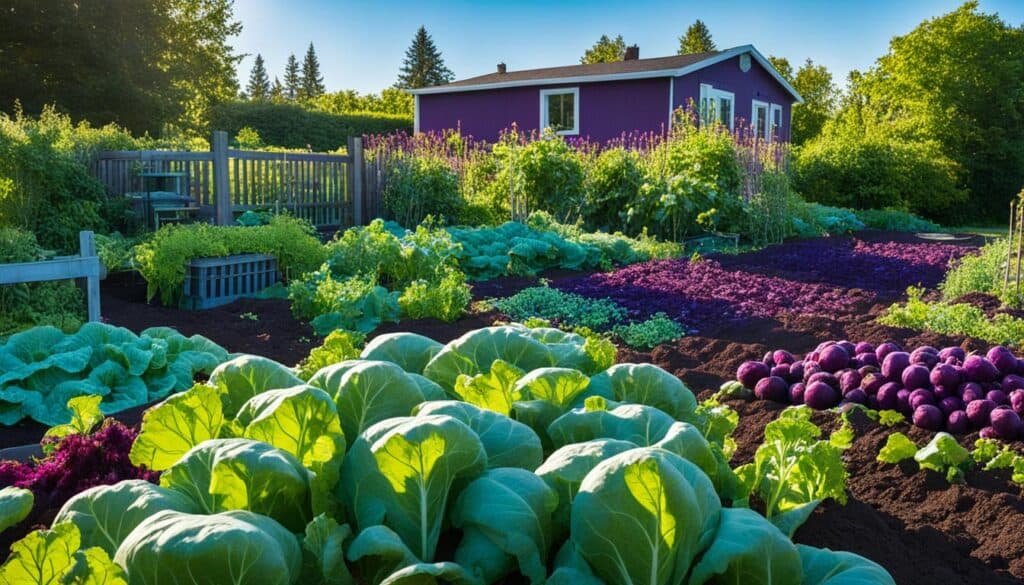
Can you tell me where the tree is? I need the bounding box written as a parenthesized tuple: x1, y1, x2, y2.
(679, 20, 716, 54)
(270, 77, 285, 102)
(396, 26, 454, 89)
(246, 54, 271, 101)
(300, 43, 325, 100)
(284, 54, 301, 100)
(581, 35, 627, 64)
(789, 59, 838, 145)
(767, 56, 793, 82)
(827, 1, 1024, 220)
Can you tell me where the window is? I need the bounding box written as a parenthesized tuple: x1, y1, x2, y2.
(769, 104, 783, 140)
(539, 88, 579, 135)
(751, 100, 769, 139)
(699, 84, 735, 130)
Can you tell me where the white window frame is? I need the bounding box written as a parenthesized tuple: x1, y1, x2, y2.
(769, 103, 783, 141)
(751, 99, 770, 140)
(698, 83, 735, 131)
(539, 87, 580, 136)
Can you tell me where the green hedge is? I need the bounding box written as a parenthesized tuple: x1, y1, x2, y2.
(208, 101, 412, 152)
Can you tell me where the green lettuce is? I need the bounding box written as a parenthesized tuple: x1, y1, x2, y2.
(798, 544, 896, 585)
(688, 507, 801, 585)
(415, 401, 543, 470)
(207, 355, 304, 418)
(360, 332, 443, 375)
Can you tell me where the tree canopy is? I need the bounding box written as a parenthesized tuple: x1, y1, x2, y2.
(284, 54, 302, 101)
(246, 55, 271, 101)
(300, 43, 326, 100)
(679, 20, 716, 54)
(396, 26, 455, 89)
(581, 35, 628, 64)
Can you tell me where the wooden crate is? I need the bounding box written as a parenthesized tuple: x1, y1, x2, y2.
(182, 254, 278, 310)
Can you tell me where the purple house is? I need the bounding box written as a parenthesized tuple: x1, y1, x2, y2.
(409, 45, 803, 143)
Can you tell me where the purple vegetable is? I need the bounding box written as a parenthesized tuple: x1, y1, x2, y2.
(909, 388, 935, 410)
(876, 383, 901, 410)
(808, 372, 839, 389)
(770, 365, 791, 381)
(836, 341, 856, 356)
(987, 390, 1009, 406)
(939, 396, 964, 416)
(882, 352, 911, 382)
(929, 364, 960, 389)
(947, 410, 969, 434)
(933, 385, 957, 401)
(861, 373, 885, 395)
(855, 341, 875, 355)
(1011, 389, 1024, 416)
(789, 383, 806, 405)
(848, 357, 861, 369)
(917, 345, 939, 355)
(802, 361, 823, 381)
(856, 353, 879, 368)
(979, 426, 998, 439)
(964, 355, 1000, 383)
(987, 346, 1018, 375)
(959, 382, 983, 404)
(910, 348, 939, 369)
(844, 388, 868, 405)
(819, 345, 850, 373)
(788, 361, 805, 381)
(806, 351, 821, 364)
(762, 351, 775, 367)
(804, 381, 840, 410)
(875, 341, 902, 364)
(901, 365, 931, 391)
(1017, 358, 1024, 375)
(939, 346, 966, 362)
(858, 365, 879, 377)
(913, 404, 944, 431)
(737, 361, 771, 389)
(966, 399, 997, 428)
(755, 376, 789, 402)
(896, 389, 913, 416)
(990, 407, 1022, 440)
(772, 350, 795, 366)
(1002, 374, 1024, 393)
(839, 370, 862, 394)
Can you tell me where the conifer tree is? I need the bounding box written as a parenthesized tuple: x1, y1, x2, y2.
(300, 43, 325, 99)
(679, 20, 716, 54)
(284, 54, 301, 100)
(245, 54, 271, 101)
(395, 26, 454, 89)
(270, 76, 284, 101)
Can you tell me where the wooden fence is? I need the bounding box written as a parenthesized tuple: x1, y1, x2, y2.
(91, 132, 377, 228)
(0, 232, 101, 322)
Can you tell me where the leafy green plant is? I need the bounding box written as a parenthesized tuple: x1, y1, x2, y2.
(295, 329, 365, 381)
(854, 208, 941, 232)
(381, 154, 462, 227)
(876, 432, 974, 483)
(612, 313, 686, 350)
(0, 227, 84, 335)
(492, 287, 628, 331)
(880, 286, 1024, 347)
(939, 239, 1009, 304)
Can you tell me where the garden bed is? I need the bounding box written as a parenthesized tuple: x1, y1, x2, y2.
(23, 229, 1018, 584)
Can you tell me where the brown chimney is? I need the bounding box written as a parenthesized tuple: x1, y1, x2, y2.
(497, 62, 507, 74)
(624, 45, 639, 60)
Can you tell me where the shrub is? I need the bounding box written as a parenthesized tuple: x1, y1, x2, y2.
(880, 287, 1024, 347)
(0, 227, 84, 335)
(135, 215, 325, 305)
(398, 270, 472, 322)
(583, 147, 643, 230)
(491, 287, 628, 331)
(207, 101, 412, 152)
(788, 199, 865, 238)
(794, 131, 966, 223)
(940, 239, 1009, 303)
(854, 208, 940, 232)
(381, 155, 462, 227)
(742, 171, 797, 245)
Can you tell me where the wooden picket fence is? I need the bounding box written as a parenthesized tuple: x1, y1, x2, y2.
(0, 231, 101, 322)
(91, 132, 381, 228)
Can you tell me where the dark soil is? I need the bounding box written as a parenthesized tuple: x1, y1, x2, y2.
(5, 231, 1023, 584)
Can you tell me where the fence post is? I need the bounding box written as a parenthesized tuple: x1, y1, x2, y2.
(349, 136, 364, 226)
(79, 231, 101, 323)
(212, 131, 231, 225)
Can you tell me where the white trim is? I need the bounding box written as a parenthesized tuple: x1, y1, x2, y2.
(668, 78, 674, 127)
(751, 99, 769, 139)
(769, 103, 783, 141)
(413, 94, 420, 133)
(407, 44, 804, 103)
(539, 87, 580, 136)
(699, 83, 735, 131)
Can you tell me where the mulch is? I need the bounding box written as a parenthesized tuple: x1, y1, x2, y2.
(4, 230, 1023, 584)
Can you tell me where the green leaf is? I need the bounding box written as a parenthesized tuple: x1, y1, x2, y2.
(547, 404, 675, 450)
(300, 514, 355, 585)
(877, 432, 918, 464)
(65, 547, 127, 585)
(43, 395, 104, 443)
(236, 384, 345, 468)
(207, 354, 305, 418)
(914, 432, 971, 481)
(415, 401, 543, 470)
(586, 363, 698, 422)
(345, 525, 420, 585)
(129, 384, 225, 471)
(797, 544, 896, 585)
(0, 487, 32, 534)
(379, 562, 481, 585)
(360, 332, 443, 375)
(877, 410, 906, 427)
(423, 326, 555, 391)
(452, 359, 523, 416)
(0, 522, 79, 585)
(688, 507, 802, 585)
(310, 360, 425, 443)
(769, 499, 821, 539)
(513, 367, 591, 410)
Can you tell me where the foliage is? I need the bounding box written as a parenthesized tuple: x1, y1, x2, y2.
(0, 0, 241, 134)
(827, 1, 1024, 222)
(794, 129, 966, 223)
(580, 34, 627, 64)
(854, 208, 941, 232)
(398, 270, 472, 322)
(612, 313, 686, 350)
(395, 26, 454, 89)
(876, 432, 973, 484)
(0, 227, 85, 335)
(939, 239, 1009, 304)
(311, 88, 414, 118)
(787, 199, 865, 238)
(581, 146, 644, 230)
(787, 60, 839, 146)
(135, 215, 325, 305)
(94, 232, 141, 272)
(679, 19, 716, 54)
(381, 153, 463, 227)
(300, 43, 326, 100)
(208, 100, 411, 152)
(245, 54, 272, 101)
(0, 322, 228, 425)
(880, 287, 1024, 347)
(492, 287, 629, 331)
(296, 330, 365, 381)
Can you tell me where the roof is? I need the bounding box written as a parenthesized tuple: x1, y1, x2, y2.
(408, 45, 804, 103)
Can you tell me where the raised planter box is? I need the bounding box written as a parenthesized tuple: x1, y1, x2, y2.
(182, 254, 278, 310)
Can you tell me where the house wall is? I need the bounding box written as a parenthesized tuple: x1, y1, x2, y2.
(418, 77, 671, 142)
(673, 55, 793, 141)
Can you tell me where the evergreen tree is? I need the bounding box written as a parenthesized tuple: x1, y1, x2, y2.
(395, 26, 454, 89)
(679, 20, 716, 54)
(270, 76, 284, 102)
(283, 54, 301, 100)
(581, 34, 627, 64)
(246, 54, 271, 101)
(300, 42, 325, 99)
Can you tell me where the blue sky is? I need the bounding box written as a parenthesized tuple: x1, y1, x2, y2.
(234, 0, 1024, 94)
